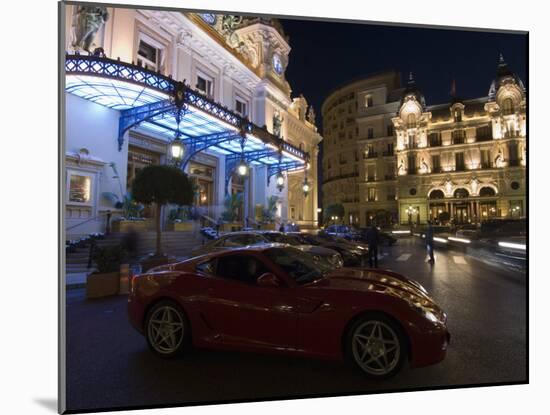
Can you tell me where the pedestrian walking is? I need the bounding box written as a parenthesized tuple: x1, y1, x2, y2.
(426, 220, 435, 264)
(216, 217, 222, 237)
(365, 224, 379, 268)
(279, 222, 285, 233)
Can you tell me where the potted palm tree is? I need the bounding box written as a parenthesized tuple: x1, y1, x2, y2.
(132, 165, 194, 271)
(86, 244, 127, 299)
(260, 195, 279, 230)
(221, 192, 243, 231)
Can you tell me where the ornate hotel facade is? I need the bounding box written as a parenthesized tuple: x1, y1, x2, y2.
(63, 5, 322, 238)
(321, 57, 526, 227)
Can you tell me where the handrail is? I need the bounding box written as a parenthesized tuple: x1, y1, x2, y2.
(66, 211, 111, 232)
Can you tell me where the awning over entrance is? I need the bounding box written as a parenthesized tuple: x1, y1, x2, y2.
(65, 53, 307, 188)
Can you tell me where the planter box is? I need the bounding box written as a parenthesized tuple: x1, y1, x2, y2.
(260, 223, 276, 230)
(111, 220, 148, 233)
(167, 221, 194, 232)
(221, 222, 242, 232)
(86, 272, 120, 299)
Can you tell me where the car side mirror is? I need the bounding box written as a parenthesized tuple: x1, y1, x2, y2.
(257, 272, 281, 287)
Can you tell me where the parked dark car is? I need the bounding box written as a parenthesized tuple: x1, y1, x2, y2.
(325, 224, 352, 238)
(290, 232, 368, 267)
(355, 228, 397, 246)
(190, 231, 343, 268)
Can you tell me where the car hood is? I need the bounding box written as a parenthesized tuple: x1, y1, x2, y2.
(307, 268, 439, 310)
(295, 245, 338, 256)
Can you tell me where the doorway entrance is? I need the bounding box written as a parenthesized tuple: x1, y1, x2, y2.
(454, 204, 469, 224)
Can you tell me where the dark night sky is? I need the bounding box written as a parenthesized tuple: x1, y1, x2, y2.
(279, 18, 528, 126)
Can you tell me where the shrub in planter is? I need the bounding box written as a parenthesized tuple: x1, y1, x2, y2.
(132, 165, 193, 268)
(86, 245, 127, 299)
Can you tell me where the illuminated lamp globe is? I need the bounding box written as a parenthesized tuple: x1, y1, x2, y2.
(276, 172, 285, 191)
(171, 138, 185, 161)
(302, 180, 310, 195)
(236, 160, 248, 176)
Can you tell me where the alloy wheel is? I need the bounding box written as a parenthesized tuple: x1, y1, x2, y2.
(351, 320, 401, 376)
(147, 305, 185, 355)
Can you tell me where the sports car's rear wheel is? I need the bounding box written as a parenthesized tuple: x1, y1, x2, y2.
(145, 300, 189, 358)
(346, 313, 407, 379)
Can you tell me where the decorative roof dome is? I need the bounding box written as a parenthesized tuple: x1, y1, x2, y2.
(400, 72, 426, 110)
(488, 53, 526, 100)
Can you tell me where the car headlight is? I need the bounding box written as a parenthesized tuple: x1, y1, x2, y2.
(411, 304, 441, 323)
(329, 254, 344, 268)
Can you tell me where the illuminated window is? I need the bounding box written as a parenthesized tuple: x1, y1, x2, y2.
(502, 98, 514, 115)
(454, 108, 462, 122)
(407, 113, 416, 129)
(235, 97, 248, 117)
(365, 95, 373, 108)
(367, 127, 374, 139)
(196, 74, 213, 97)
(431, 155, 441, 173)
(68, 173, 92, 204)
(452, 129, 465, 144)
(367, 188, 377, 201)
(455, 152, 465, 171)
(407, 154, 416, 174)
(137, 38, 163, 72)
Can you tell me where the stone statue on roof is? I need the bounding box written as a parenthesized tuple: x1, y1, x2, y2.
(273, 111, 283, 138)
(72, 6, 109, 52)
(307, 106, 316, 125)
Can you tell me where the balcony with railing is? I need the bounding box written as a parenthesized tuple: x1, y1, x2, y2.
(323, 172, 359, 184)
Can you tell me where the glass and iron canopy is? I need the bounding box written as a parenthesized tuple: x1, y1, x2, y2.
(65, 53, 308, 192)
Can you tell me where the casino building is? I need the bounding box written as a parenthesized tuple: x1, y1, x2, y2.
(321, 56, 526, 227)
(63, 5, 322, 238)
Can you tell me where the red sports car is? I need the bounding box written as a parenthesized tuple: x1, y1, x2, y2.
(128, 245, 450, 379)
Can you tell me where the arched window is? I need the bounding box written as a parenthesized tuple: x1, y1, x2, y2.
(429, 189, 445, 199)
(454, 109, 462, 122)
(479, 187, 496, 197)
(454, 188, 469, 198)
(502, 98, 514, 115)
(407, 113, 416, 129)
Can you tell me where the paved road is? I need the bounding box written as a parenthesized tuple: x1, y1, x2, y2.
(65, 238, 527, 412)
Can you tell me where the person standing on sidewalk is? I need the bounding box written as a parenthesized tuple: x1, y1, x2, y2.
(365, 224, 379, 268)
(426, 220, 435, 264)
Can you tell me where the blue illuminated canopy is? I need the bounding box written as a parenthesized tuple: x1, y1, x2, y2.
(65, 53, 307, 184)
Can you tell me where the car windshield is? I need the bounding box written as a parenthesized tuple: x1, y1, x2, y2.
(262, 233, 300, 246)
(264, 247, 332, 285)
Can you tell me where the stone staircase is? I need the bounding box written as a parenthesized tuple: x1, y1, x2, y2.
(65, 231, 208, 274)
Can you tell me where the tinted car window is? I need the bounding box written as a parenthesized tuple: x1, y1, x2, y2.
(196, 259, 216, 275)
(264, 247, 332, 285)
(215, 255, 268, 285)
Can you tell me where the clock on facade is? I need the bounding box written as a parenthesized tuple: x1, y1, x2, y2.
(200, 14, 216, 25)
(272, 54, 283, 75)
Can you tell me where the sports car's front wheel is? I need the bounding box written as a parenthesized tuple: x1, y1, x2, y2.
(346, 313, 407, 379)
(145, 300, 189, 358)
